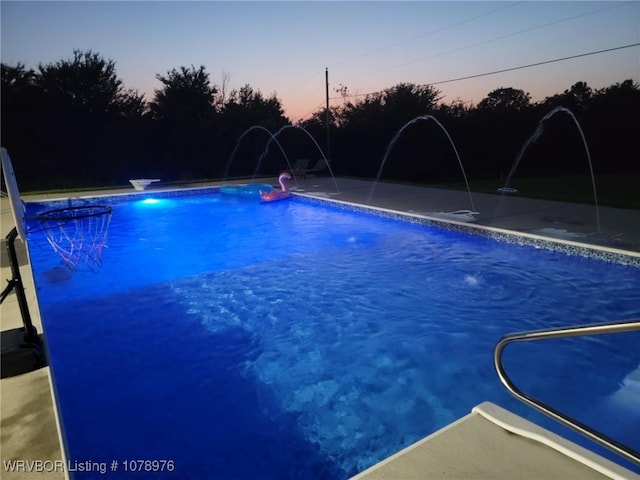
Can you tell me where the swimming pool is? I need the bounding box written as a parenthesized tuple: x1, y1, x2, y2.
(25, 189, 640, 478)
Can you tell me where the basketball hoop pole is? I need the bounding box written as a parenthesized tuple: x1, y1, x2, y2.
(1, 227, 40, 344)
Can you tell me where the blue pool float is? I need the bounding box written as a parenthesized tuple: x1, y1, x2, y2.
(220, 183, 273, 196)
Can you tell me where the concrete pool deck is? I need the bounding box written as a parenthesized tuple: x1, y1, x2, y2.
(292, 176, 640, 255)
(1, 177, 639, 479)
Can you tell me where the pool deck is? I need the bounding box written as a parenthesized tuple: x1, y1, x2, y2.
(1, 177, 639, 479)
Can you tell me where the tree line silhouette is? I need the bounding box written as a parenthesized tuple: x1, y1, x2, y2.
(2, 50, 638, 192)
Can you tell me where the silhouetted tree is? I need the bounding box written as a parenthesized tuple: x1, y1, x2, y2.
(1, 63, 43, 186)
(1, 51, 146, 189)
(222, 85, 287, 129)
(1, 63, 39, 142)
(585, 79, 640, 173)
(437, 98, 473, 120)
(148, 65, 220, 178)
(339, 83, 441, 129)
(469, 87, 536, 179)
(1, 63, 37, 93)
(3, 47, 638, 194)
(37, 50, 143, 118)
(299, 104, 341, 159)
(476, 87, 531, 112)
(301, 105, 342, 130)
(334, 83, 443, 178)
(539, 81, 593, 116)
(219, 85, 289, 177)
(149, 65, 217, 123)
(38, 50, 146, 186)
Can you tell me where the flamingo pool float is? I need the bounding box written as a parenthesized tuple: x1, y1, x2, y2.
(260, 172, 293, 202)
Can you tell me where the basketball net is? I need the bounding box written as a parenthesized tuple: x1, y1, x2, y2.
(36, 206, 113, 272)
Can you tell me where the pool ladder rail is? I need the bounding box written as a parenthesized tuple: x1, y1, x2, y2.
(494, 319, 640, 467)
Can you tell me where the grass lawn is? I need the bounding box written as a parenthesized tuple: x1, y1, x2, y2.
(440, 173, 640, 210)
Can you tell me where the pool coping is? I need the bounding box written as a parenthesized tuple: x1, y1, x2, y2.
(351, 402, 640, 480)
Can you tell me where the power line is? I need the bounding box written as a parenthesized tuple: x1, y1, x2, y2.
(334, 1, 524, 66)
(296, 102, 326, 122)
(296, 2, 635, 121)
(296, 41, 639, 121)
(325, 42, 640, 103)
(291, 1, 525, 119)
(428, 43, 640, 86)
(336, 1, 632, 84)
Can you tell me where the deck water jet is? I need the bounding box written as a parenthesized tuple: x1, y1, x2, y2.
(255, 125, 340, 193)
(223, 125, 293, 180)
(500, 106, 600, 232)
(367, 115, 475, 212)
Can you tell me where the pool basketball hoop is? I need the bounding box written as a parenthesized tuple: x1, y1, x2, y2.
(36, 205, 113, 272)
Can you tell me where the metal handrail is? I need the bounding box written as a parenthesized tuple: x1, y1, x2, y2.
(494, 319, 640, 466)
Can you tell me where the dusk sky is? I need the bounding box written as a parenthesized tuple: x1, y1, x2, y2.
(2, 1, 639, 122)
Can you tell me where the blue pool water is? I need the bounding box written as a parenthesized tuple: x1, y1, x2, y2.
(25, 190, 640, 478)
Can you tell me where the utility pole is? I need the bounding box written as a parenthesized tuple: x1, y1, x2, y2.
(325, 67, 331, 162)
